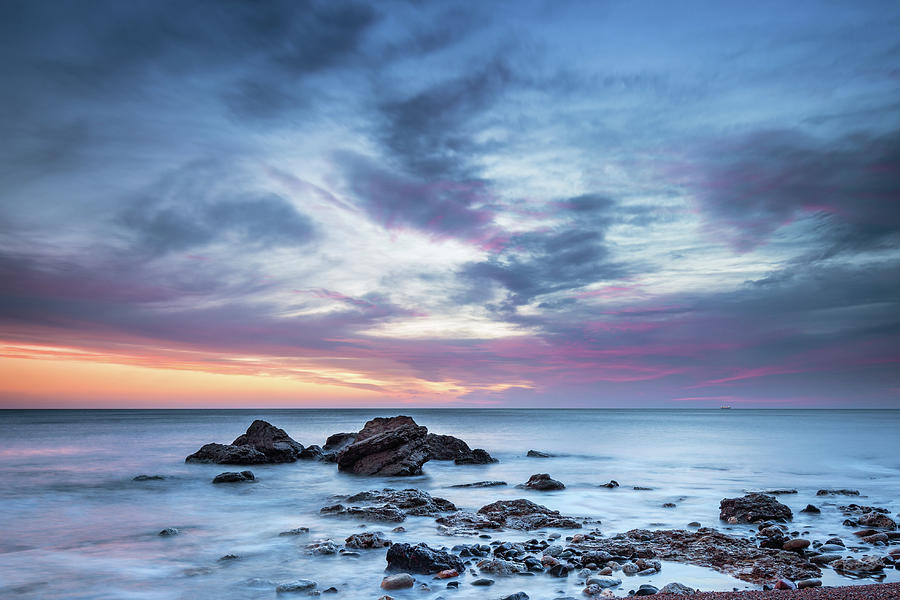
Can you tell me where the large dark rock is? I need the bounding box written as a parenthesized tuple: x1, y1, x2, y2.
(212, 470, 255, 483)
(719, 493, 792, 524)
(426, 433, 473, 460)
(185, 420, 304, 464)
(454, 448, 497, 464)
(476, 498, 582, 530)
(522, 473, 565, 491)
(344, 488, 456, 516)
(337, 416, 430, 476)
(320, 432, 356, 462)
(386, 542, 465, 574)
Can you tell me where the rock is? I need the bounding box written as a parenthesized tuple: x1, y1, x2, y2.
(278, 527, 309, 536)
(820, 544, 845, 552)
(476, 499, 582, 530)
(523, 473, 565, 491)
(426, 433, 472, 460)
(622, 562, 639, 575)
(798, 579, 822, 589)
(862, 532, 889, 543)
(831, 555, 885, 573)
(276, 579, 317, 593)
(471, 578, 494, 586)
(386, 542, 465, 574)
(687, 522, 701, 528)
(454, 448, 497, 464)
(133, 475, 165, 481)
(345, 531, 391, 549)
(320, 432, 356, 462)
(320, 504, 406, 522)
(634, 486, 653, 490)
(380, 573, 414, 590)
(718, 493, 792, 523)
(158, 527, 179, 536)
(782, 538, 810, 551)
(449, 481, 507, 488)
(858, 512, 897, 530)
(658, 582, 696, 595)
(810, 553, 841, 564)
(549, 564, 569, 577)
(501, 594, 529, 600)
(218, 554, 239, 561)
(337, 416, 430, 476)
(600, 480, 619, 488)
(800, 504, 820, 513)
(477, 558, 527, 575)
(436, 569, 458, 578)
(662, 503, 677, 508)
(305, 540, 339, 555)
(774, 579, 796, 590)
(636, 584, 659, 596)
(527, 450, 553, 458)
(816, 489, 859, 496)
(583, 583, 615, 596)
(298, 445, 323, 460)
(186, 420, 304, 464)
(392, 526, 405, 532)
(853, 528, 879, 537)
(212, 470, 255, 483)
(586, 576, 622, 588)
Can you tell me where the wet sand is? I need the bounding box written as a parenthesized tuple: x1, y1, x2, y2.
(655, 582, 900, 599)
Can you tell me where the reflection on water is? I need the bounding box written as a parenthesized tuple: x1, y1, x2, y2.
(0, 409, 898, 599)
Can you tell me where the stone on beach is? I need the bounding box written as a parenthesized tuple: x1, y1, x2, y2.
(344, 531, 391, 549)
(830, 555, 885, 573)
(522, 473, 566, 490)
(212, 470, 254, 483)
(476, 498, 582, 530)
(275, 579, 317, 593)
(336, 416, 430, 476)
(658, 582, 697, 595)
(186, 420, 304, 464)
(385, 542, 465, 574)
(380, 573, 414, 590)
(719, 493, 792, 523)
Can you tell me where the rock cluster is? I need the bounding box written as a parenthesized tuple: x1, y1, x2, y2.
(186, 420, 305, 464)
(337, 416, 431, 476)
(321, 488, 457, 522)
(719, 493, 793, 524)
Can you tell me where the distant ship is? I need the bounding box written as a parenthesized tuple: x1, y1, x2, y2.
(720, 405, 733, 409)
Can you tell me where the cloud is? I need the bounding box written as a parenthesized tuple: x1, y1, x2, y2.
(678, 129, 900, 254)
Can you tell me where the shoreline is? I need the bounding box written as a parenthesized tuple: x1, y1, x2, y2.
(654, 582, 900, 599)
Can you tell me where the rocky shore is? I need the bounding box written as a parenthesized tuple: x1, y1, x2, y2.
(177, 417, 899, 597)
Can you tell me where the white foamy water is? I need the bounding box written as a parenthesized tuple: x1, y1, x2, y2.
(0, 409, 897, 599)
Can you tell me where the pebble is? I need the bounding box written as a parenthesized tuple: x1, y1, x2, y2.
(381, 574, 414, 590)
(774, 579, 797, 590)
(782, 538, 810, 551)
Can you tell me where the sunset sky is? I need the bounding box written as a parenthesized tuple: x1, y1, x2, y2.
(1, 0, 899, 408)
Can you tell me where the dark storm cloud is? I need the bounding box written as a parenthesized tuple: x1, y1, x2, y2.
(685, 129, 900, 254)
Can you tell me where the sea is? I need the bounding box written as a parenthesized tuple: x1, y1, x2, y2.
(0, 409, 897, 599)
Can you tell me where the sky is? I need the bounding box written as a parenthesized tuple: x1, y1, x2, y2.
(1, 0, 899, 408)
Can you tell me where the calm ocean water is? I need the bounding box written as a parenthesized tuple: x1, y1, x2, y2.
(0, 409, 897, 599)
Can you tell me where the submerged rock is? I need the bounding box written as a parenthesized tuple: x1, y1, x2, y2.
(275, 579, 316, 593)
(133, 474, 165, 481)
(831, 555, 885, 573)
(158, 527, 179, 536)
(337, 416, 430, 476)
(521, 473, 565, 491)
(527, 450, 553, 458)
(449, 481, 507, 488)
(386, 542, 465, 574)
(345, 531, 391, 549)
(320, 503, 406, 522)
(600, 480, 620, 488)
(476, 498, 581, 530)
(278, 527, 310, 536)
(816, 489, 860, 496)
(186, 420, 304, 464)
(212, 470, 255, 483)
(800, 504, 821, 513)
(454, 448, 497, 464)
(719, 493, 792, 523)
(342, 488, 456, 516)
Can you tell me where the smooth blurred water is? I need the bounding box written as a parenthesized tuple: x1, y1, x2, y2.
(0, 409, 897, 599)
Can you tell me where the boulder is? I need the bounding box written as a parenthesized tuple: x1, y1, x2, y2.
(426, 433, 473, 460)
(858, 512, 897, 530)
(212, 470, 255, 483)
(522, 473, 565, 491)
(816, 489, 859, 496)
(477, 498, 581, 530)
(454, 448, 497, 464)
(337, 416, 430, 476)
(719, 493, 792, 523)
(186, 420, 304, 464)
(800, 504, 820, 513)
(831, 556, 885, 573)
(319, 504, 406, 522)
(329, 488, 455, 518)
(386, 542, 465, 574)
(320, 432, 356, 462)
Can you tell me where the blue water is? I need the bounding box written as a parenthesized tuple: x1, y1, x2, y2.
(0, 409, 897, 599)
